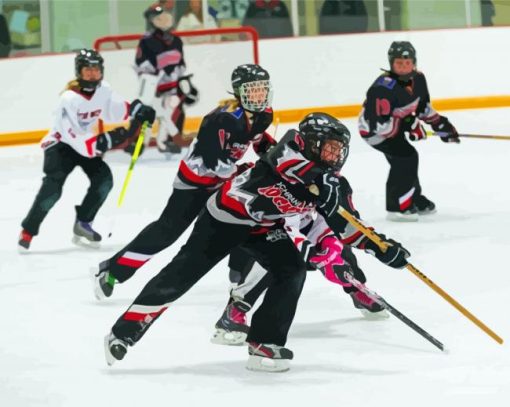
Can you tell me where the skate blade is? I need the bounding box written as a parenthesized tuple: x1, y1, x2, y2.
(90, 267, 107, 301)
(386, 212, 419, 222)
(210, 329, 247, 346)
(359, 308, 390, 320)
(104, 334, 116, 366)
(417, 208, 437, 215)
(72, 235, 100, 249)
(17, 245, 30, 255)
(246, 355, 290, 373)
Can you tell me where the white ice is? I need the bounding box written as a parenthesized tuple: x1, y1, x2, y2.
(1, 109, 509, 406)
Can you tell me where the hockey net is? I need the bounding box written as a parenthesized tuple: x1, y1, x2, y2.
(94, 27, 259, 135)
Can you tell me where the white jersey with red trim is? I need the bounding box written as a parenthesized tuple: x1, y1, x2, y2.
(40, 81, 129, 158)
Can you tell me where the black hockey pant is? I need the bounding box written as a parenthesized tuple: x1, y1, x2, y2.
(21, 143, 113, 235)
(107, 188, 212, 283)
(227, 244, 367, 309)
(373, 135, 422, 212)
(112, 211, 307, 347)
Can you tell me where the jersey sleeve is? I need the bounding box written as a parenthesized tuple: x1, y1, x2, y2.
(416, 73, 440, 124)
(192, 113, 239, 178)
(319, 176, 373, 249)
(358, 82, 403, 146)
(134, 38, 157, 74)
(101, 87, 130, 123)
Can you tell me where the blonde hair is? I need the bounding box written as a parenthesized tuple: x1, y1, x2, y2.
(61, 78, 80, 94)
(218, 98, 240, 112)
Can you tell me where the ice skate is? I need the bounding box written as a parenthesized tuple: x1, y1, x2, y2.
(17, 229, 33, 253)
(91, 261, 116, 300)
(211, 300, 250, 346)
(386, 206, 418, 222)
(157, 139, 182, 154)
(246, 342, 293, 372)
(350, 290, 389, 320)
(414, 195, 437, 215)
(104, 331, 128, 366)
(72, 220, 101, 248)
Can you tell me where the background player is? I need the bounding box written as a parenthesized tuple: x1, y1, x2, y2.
(134, 3, 199, 155)
(18, 49, 155, 251)
(93, 64, 275, 300)
(358, 41, 460, 221)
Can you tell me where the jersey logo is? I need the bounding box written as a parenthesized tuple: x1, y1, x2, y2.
(218, 129, 229, 149)
(376, 76, 396, 90)
(375, 98, 391, 116)
(258, 182, 310, 215)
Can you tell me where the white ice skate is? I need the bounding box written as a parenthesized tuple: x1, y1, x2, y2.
(246, 343, 293, 373)
(104, 332, 128, 366)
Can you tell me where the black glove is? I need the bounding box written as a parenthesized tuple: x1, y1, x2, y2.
(178, 75, 199, 106)
(129, 99, 156, 125)
(365, 234, 410, 269)
(432, 116, 460, 143)
(315, 173, 342, 218)
(95, 127, 129, 154)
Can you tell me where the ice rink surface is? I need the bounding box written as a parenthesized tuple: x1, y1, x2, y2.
(1, 109, 509, 406)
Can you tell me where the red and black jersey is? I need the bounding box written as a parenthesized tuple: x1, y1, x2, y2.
(358, 71, 440, 146)
(207, 128, 373, 249)
(173, 102, 274, 191)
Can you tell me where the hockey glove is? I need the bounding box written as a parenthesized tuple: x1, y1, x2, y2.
(309, 236, 353, 287)
(178, 75, 199, 106)
(408, 117, 427, 142)
(432, 116, 460, 143)
(365, 234, 411, 269)
(129, 99, 156, 125)
(96, 127, 130, 155)
(315, 173, 342, 218)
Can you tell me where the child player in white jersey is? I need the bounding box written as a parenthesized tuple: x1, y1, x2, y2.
(18, 49, 155, 251)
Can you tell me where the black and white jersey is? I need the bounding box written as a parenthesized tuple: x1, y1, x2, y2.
(174, 101, 274, 190)
(358, 71, 440, 146)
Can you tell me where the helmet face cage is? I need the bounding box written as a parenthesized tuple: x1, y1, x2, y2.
(237, 80, 273, 112)
(299, 113, 351, 170)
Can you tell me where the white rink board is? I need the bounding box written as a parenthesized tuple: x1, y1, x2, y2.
(1, 109, 509, 406)
(1, 27, 510, 134)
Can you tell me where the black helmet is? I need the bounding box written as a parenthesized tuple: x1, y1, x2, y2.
(388, 41, 416, 65)
(144, 3, 173, 31)
(75, 49, 104, 91)
(299, 112, 351, 171)
(231, 64, 273, 113)
(387, 41, 417, 81)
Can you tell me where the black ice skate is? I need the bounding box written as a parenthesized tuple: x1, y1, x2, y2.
(386, 205, 418, 222)
(18, 229, 33, 253)
(157, 139, 182, 154)
(246, 342, 294, 372)
(91, 261, 116, 300)
(350, 290, 389, 320)
(72, 220, 101, 248)
(211, 299, 250, 346)
(104, 331, 128, 366)
(414, 195, 437, 215)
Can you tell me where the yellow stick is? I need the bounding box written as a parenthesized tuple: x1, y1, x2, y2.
(309, 184, 504, 345)
(117, 121, 149, 207)
(427, 131, 510, 141)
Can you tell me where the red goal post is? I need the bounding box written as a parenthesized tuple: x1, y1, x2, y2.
(93, 26, 259, 136)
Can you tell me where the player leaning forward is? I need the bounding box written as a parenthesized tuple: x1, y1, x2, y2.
(18, 49, 155, 251)
(104, 112, 410, 372)
(358, 41, 460, 221)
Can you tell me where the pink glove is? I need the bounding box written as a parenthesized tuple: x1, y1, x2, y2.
(309, 236, 353, 287)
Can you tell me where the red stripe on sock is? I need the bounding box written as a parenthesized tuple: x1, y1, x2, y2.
(123, 307, 168, 322)
(117, 257, 148, 268)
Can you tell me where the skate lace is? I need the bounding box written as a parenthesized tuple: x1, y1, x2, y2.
(229, 306, 247, 325)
